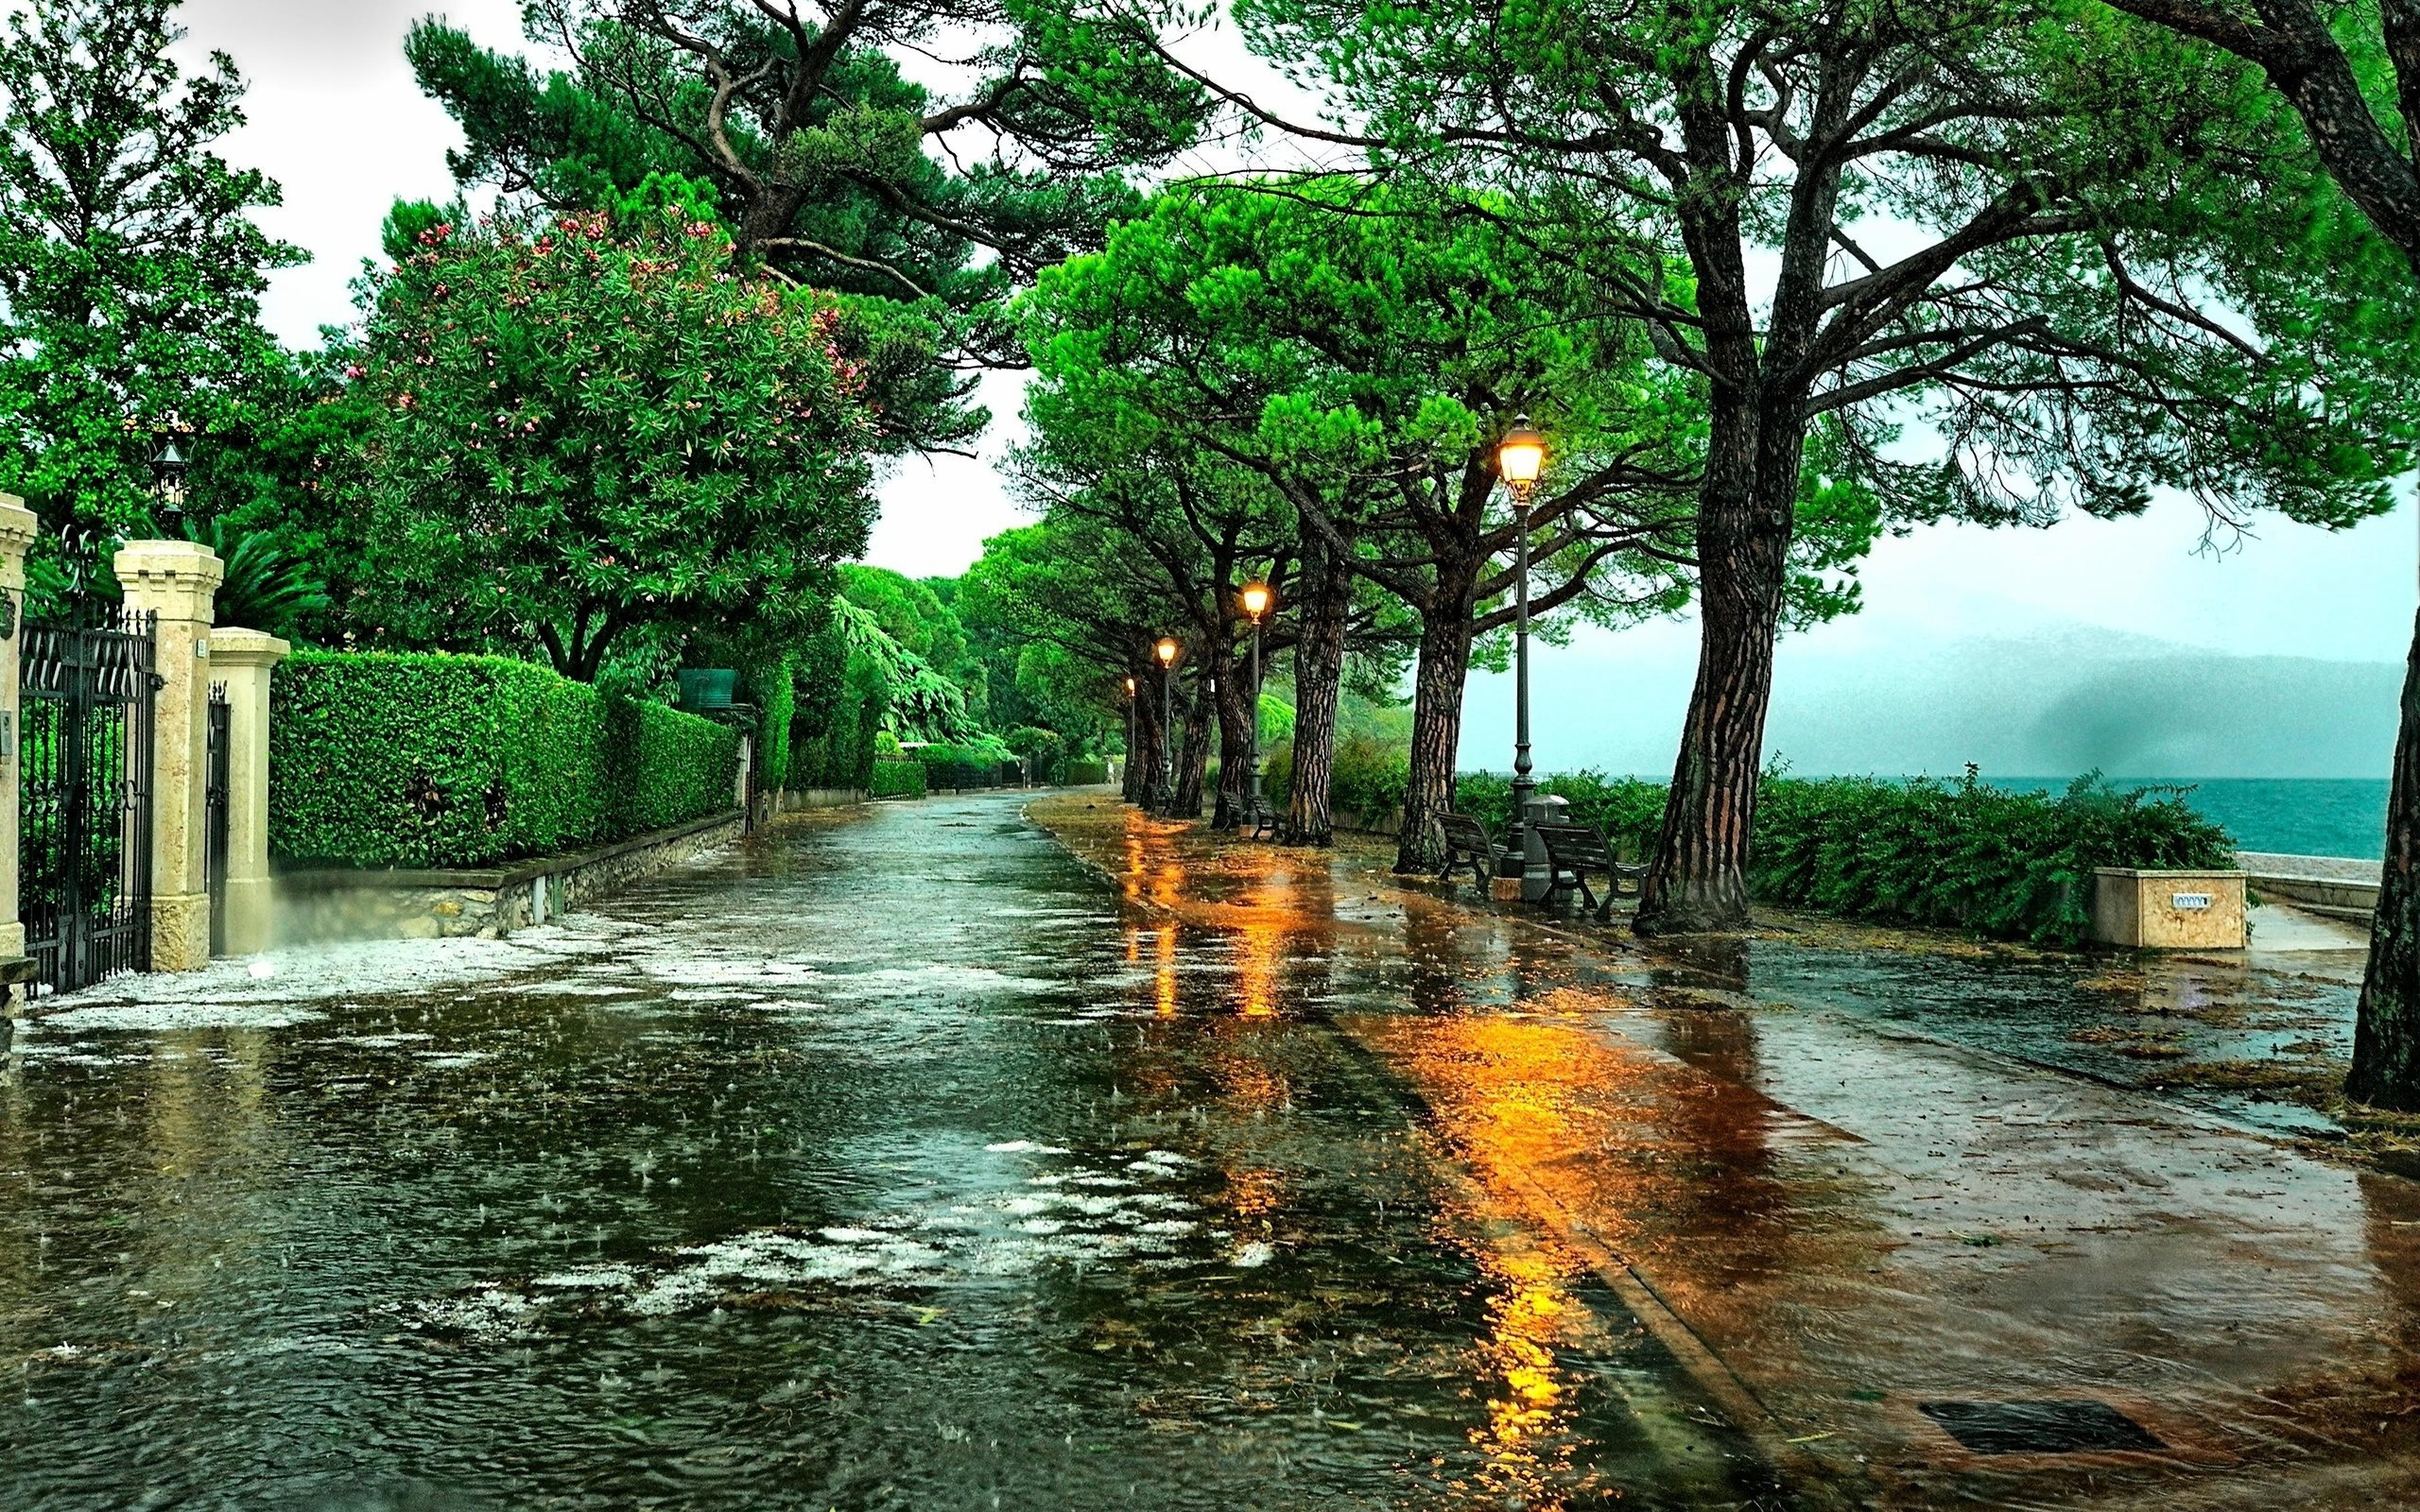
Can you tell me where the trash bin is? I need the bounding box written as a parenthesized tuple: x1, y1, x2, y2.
(1520, 794, 1569, 903)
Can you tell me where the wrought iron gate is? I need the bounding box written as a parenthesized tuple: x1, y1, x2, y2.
(20, 606, 157, 995)
(205, 681, 229, 957)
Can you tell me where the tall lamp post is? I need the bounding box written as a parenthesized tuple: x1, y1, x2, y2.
(1497, 415, 1546, 856)
(1123, 675, 1138, 802)
(1154, 635, 1181, 814)
(1240, 581, 1271, 833)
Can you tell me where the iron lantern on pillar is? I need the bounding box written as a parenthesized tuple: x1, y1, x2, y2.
(148, 415, 193, 537)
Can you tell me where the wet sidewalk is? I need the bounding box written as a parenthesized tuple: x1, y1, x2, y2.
(1029, 796, 2420, 1510)
(4, 789, 2414, 1510)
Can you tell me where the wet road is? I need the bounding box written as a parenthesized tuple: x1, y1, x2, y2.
(0, 794, 1777, 1511)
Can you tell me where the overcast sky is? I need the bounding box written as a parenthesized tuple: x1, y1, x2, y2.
(174, 0, 2412, 776)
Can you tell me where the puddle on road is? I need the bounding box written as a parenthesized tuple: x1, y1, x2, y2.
(0, 795, 1775, 1512)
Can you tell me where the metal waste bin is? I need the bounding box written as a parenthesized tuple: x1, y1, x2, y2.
(1520, 794, 1568, 902)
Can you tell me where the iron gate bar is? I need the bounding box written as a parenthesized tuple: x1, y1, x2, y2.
(18, 603, 156, 996)
(205, 681, 229, 957)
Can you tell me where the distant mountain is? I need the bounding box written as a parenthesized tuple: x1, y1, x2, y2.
(1460, 621, 2400, 780)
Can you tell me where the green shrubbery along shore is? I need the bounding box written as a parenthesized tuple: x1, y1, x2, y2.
(1452, 769, 2234, 946)
(269, 651, 739, 869)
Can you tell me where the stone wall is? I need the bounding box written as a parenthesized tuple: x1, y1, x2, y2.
(274, 811, 745, 945)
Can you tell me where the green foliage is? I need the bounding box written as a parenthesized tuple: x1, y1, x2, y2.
(869, 758, 926, 799)
(1065, 757, 1110, 785)
(1450, 766, 2235, 945)
(347, 203, 883, 678)
(912, 737, 1016, 791)
(0, 0, 303, 539)
(268, 650, 738, 868)
(184, 515, 329, 644)
(1003, 724, 1068, 782)
(749, 652, 795, 793)
(1750, 771, 2236, 945)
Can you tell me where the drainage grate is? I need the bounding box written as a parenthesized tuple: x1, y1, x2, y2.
(1918, 1399, 2163, 1455)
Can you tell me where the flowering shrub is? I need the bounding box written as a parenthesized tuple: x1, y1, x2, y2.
(350, 195, 882, 678)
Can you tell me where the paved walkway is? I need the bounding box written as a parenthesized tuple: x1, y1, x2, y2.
(1033, 796, 2420, 1509)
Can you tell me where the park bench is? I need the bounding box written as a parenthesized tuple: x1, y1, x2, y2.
(1436, 811, 1507, 887)
(1249, 793, 1283, 841)
(1535, 822, 1649, 921)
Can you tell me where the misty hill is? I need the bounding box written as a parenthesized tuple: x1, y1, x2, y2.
(1461, 622, 2400, 780)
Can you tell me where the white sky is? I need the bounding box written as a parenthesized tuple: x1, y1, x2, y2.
(174, 0, 2412, 777)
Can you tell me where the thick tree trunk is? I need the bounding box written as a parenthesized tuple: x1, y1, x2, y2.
(1211, 634, 1254, 828)
(1635, 400, 1800, 934)
(1393, 557, 1480, 873)
(1288, 532, 1349, 846)
(2352, 602, 2420, 1108)
(1173, 677, 1213, 817)
(1128, 678, 1163, 808)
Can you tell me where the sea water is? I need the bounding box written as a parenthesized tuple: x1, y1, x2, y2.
(1992, 777, 2388, 860)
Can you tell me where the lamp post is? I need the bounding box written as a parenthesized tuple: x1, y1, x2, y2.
(148, 414, 192, 538)
(1497, 415, 1545, 857)
(1154, 636, 1180, 814)
(1123, 675, 1138, 802)
(1240, 581, 1271, 833)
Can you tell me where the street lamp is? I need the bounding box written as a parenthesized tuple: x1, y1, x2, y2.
(1240, 581, 1272, 833)
(1154, 636, 1181, 815)
(148, 414, 192, 537)
(1123, 675, 1138, 802)
(1498, 414, 1546, 866)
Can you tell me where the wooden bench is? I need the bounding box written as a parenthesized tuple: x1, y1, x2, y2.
(1535, 822, 1649, 920)
(1436, 811, 1507, 886)
(1249, 793, 1283, 841)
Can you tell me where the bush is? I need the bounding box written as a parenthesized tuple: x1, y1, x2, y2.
(1004, 725, 1068, 782)
(870, 758, 927, 799)
(1750, 770, 2234, 944)
(1332, 732, 1410, 825)
(270, 650, 739, 868)
(1066, 757, 1110, 785)
(914, 738, 1015, 790)
(1456, 765, 2233, 944)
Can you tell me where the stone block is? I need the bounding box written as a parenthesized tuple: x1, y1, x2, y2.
(2091, 868, 2247, 950)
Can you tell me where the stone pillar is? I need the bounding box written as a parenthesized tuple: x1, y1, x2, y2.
(0, 494, 37, 974)
(114, 541, 221, 971)
(208, 628, 288, 955)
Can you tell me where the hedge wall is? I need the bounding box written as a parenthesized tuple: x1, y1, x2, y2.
(1065, 758, 1110, 785)
(1454, 767, 2235, 944)
(870, 759, 927, 799)
(270, 650, 741, 869)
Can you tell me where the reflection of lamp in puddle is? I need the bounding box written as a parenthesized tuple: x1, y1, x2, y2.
(1236, 917, 1281, 1017)
(1156, 923, 1179, 1017)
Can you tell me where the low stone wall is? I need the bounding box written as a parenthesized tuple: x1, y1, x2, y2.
(2238, 851, 2381, 922)
(273, 811, 745, 944)
(776, 787, 866, 813)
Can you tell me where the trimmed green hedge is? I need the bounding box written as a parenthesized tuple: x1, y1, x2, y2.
(270, 650, 740, 868)
(871, 759, 927, 799)
(1454, 767, 2235, 944)
(1065, 758, 1110, 785)
(914, 740, 1015, 791)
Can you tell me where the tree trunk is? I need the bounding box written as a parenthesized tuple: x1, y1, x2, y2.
(2353, 601, 2420, 1108)
(1211, 633, 1254, 828)
(1392, 556, 1480, 873)
(1173, 676, 1213, 817)
(1635, 399, 1799, 934)
(1287, 531, 1349, 846)
(1128, 678, 1163, 807)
